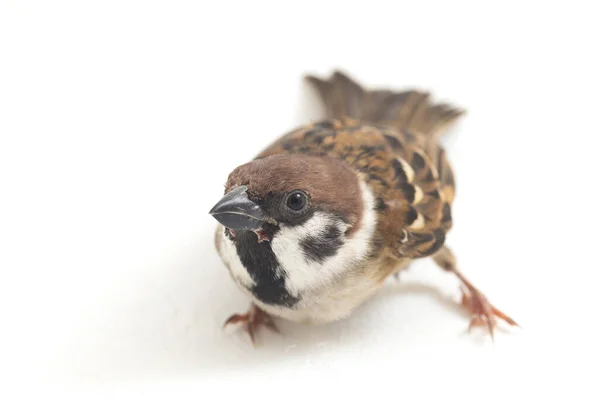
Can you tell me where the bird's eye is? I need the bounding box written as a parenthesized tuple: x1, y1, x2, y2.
(286, 191, 308, 211)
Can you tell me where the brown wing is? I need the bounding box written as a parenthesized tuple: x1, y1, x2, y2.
(256, 118, 452, 262)
(304, 70, 463, 207)
(251, 70, 464, 273)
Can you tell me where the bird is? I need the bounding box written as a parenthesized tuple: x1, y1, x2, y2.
(209, 70, 518, 343)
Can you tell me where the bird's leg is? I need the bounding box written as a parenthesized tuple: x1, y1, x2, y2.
(432, 246, 519, 340)
(223, 303, 279, 344)
(392, 259, 411, 282)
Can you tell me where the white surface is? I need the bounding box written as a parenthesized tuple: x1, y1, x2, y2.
(1, 1, 599, 398)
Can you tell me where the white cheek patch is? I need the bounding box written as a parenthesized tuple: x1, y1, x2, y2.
(271, 180, 377, 297)
(217, 227, 255, 288)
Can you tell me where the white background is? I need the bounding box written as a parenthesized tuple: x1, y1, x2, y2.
(1, 1, 599, 398)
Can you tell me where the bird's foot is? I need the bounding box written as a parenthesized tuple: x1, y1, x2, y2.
(223, 304, 279, 344)
(457, 273, 519, 340)
(432, 246, 519, 340)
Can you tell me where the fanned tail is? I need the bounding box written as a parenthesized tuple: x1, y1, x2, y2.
(305, 70, 465, 140)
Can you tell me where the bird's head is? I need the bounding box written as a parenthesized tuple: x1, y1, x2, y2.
(209, 152, 379, 309)
(209, 153, 364, 243)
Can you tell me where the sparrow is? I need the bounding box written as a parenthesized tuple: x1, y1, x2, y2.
(209, 70, 518, 343)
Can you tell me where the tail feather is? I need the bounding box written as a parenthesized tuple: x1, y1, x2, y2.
(305, 71, 366, 119)
(305, 70, 465, 139)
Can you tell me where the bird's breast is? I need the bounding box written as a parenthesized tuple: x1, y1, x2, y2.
(217, 223, 384, 323)
(214, 179, 383, 323)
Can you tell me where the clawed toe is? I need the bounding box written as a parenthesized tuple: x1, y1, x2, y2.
(223, 304, 280, 344)
(460, 284, 518, 340)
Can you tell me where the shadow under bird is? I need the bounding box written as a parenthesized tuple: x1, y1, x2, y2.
(209, 70, 518, 343)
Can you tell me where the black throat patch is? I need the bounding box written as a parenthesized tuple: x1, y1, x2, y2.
(299, 223, 344, 263)
(231, 229, 300, 307)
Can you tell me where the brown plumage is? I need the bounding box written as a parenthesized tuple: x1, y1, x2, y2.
(212, 70, 518, 342)
(226, 154, 364, 229)
(257, 72, 461, 274)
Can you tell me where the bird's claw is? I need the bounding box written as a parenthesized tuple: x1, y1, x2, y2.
(460, 285, 519, 341)
(223, 304, 279, 344)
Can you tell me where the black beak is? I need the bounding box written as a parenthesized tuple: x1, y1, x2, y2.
(209, 185, 268, 230)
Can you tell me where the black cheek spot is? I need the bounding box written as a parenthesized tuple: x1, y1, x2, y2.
(300, 224, 343, 263)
